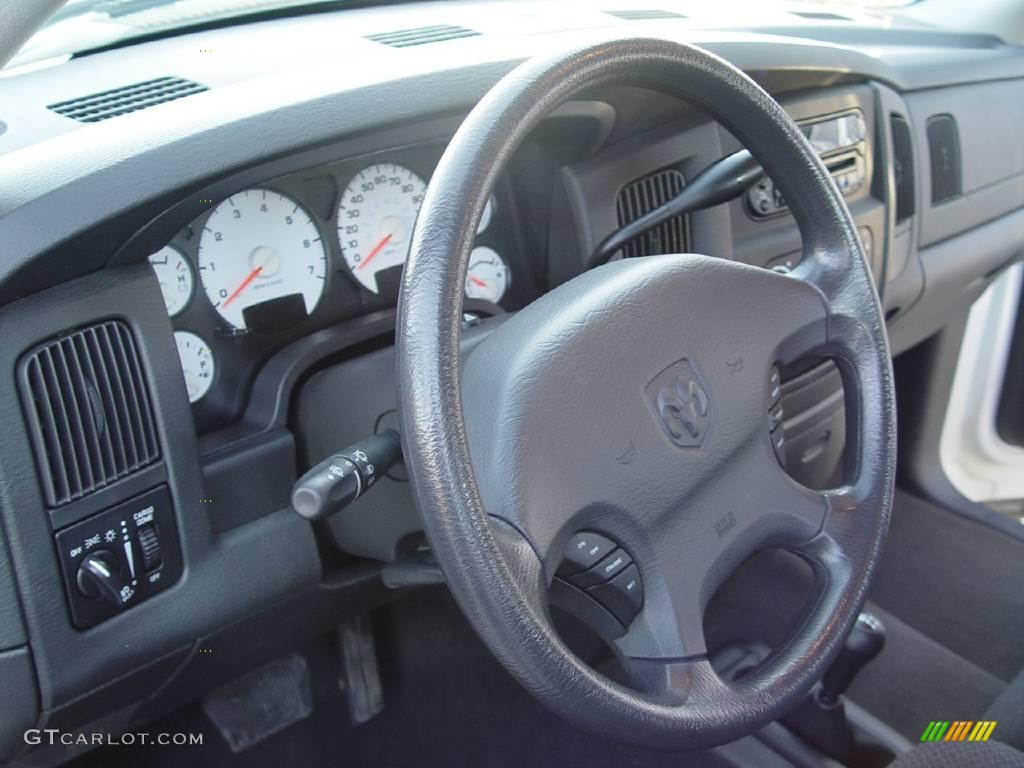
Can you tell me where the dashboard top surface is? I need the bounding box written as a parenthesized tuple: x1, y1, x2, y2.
(1, 1, 1023, 309)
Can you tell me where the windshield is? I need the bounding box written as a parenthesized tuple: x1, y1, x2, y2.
(8, 0, 917, 72)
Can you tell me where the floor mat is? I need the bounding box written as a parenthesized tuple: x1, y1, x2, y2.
(68, 488, 1023, 766)
(70, 587, 734, 768)
(867, 490, 1024, 683)
(847, 604, 1006, 742)
(843, 489, 1024, 744)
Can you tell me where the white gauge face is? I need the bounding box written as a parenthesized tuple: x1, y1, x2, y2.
(477, 195, 495, 234)
(174, 331, 215, 404)
(338, 164, 426, 294)
(465, 247, 509, 304)
(198, 189, 327, 329)
(148, 245, 193, 318)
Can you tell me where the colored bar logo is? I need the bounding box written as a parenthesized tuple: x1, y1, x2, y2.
(921, 721, 997, 742)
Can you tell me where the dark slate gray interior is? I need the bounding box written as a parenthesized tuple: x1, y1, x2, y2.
(0, 1, 1022, 766)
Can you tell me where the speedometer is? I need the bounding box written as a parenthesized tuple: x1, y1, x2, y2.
(198, 189, 327, 329)
(337, 164, 426, 294)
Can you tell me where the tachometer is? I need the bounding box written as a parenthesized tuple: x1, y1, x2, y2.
(174, 331, 215, 404)
(337, 164, 426, 294)
(198, 189, 326, 329)
(148, 245, 193, 318)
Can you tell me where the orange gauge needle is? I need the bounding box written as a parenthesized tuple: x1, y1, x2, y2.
(357, 233, 393, 271)
(468, 275, 489, 288)
(222, 266, 263, 307)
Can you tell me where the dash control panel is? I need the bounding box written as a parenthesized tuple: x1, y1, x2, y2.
(768, 364, 786, 466)
(54, 485, 183, 629)
(746, 110, 868, 220)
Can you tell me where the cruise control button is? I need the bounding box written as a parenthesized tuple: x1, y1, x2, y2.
(587, 564, 644, 626)
(772, 425, 787, 466)
(768, 365, 782, 406)
(568, 549, 631, 588)
(557, 531, 616, 576)
(769, 402, 784, 432)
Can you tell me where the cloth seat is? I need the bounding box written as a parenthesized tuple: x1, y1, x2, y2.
(985, 668, 1024, 752)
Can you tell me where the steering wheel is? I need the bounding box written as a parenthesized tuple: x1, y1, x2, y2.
(396, 37, 895, 750)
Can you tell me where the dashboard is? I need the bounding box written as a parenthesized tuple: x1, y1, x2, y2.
(143, 139, 534, 432)
(1, 1, 1023, 763)
(142, 100, 880, 436)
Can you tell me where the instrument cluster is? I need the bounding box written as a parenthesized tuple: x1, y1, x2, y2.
(147, 140, 529, 432)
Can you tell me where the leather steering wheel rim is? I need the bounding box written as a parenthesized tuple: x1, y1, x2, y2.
(397, 37, 896, 750)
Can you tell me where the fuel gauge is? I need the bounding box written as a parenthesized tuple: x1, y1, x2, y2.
(174, 331, 215, 404)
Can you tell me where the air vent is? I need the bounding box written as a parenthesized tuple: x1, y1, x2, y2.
(616, 168, 688, 258)
(20, 321, 159, 508)
(365, 24, 480, 48)
(792, 11, 852, 21)
(48, 76, 207, 123)
(607, 9, 686, 20)
(890, 114, 916, 224)
(927, 114, 962, 205)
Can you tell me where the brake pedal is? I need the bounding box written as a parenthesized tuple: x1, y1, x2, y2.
(201, 654, 313, 753)
(338, 614, 384, 724)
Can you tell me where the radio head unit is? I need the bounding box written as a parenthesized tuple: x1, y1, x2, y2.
(747, 110, 868, 218)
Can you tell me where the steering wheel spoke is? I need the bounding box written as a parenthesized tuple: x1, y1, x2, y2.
(612, 441, 827, 651)
(618, 654, 722, 705)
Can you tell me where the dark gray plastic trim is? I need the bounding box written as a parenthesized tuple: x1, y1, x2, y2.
(0, 647, 39, 764)
(0, 263, 321, 712)
(888, 208, 1024, 354)
(906, 78, 1024, 249)
(4, 24, 1024, 308)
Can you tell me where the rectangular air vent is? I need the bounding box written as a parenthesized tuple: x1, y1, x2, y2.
(927, 114, 962, 205)
(607, 9, 687, 20)
(616, 168, 688, 258)
(792, 11, 852, 21)
(48, 76, 207, 123)
(890, 114, 916, 224)
(20, 321, 159, 508)
(365, 24, 480, 48)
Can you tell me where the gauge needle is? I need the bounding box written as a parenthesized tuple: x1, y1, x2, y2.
(357, 233, 393, 271)
(222, 266, 263, 307)
(468, 275, 489, 288)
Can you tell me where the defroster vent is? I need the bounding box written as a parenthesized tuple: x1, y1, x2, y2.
(48, 76, 207, 123)
(20, 321, 159, 508)
(365, 25, 480, 48)
(615, 168, 688, 258)
(607, 10, 687, 20)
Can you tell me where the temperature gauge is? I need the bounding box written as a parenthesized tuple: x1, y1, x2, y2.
(465, 247, 509, 304)
(174, 331, 215, 404)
